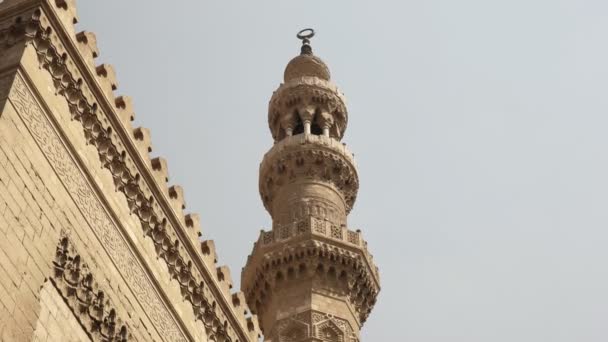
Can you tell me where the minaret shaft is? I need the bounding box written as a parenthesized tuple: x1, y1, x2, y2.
(242, 30, 379, 342)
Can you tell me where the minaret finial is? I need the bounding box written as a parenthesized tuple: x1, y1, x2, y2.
(297, 28, 315, 55)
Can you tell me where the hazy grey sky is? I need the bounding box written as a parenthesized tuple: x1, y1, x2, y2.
(78, 1, 608, 340)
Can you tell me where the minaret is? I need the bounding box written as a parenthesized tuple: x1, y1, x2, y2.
(242, 29, 380, 341)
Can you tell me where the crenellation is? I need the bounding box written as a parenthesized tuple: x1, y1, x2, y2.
(168, 184, 186, 217)
(231, 292, 247, 313)
(95, 63, 117, 99)
(184, 212, 203, 245)
(114, 95, 135, 128)
(50, 0, 77, 35)
(200, 239, 218, 266)
(74, 30, 97, 69)
(216, 265, 233, 294)
(0, 2, 381, 341)
(150, 156, 169, 189)
(132, 126, 152, 159)
(0, 3, 258, 337)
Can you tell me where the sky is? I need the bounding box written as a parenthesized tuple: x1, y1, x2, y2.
(77, 1, 608, 341)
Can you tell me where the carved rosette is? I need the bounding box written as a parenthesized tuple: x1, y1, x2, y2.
(268, 76, 348, 141)
(259, 134, 359, 221)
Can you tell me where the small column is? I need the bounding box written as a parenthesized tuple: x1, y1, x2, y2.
(319, 110, 333, 138)
(299, 106, 315, 136)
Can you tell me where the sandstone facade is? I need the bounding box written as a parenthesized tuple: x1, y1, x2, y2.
(0, 0, 259, 340)
(0, 2, 378, 341)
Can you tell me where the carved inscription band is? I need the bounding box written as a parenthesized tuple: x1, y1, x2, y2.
(8, 73, 187, 341)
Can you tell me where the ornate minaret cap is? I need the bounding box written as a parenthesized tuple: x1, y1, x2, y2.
(283, 28, 331, 81)
(271, 29, 346, 142)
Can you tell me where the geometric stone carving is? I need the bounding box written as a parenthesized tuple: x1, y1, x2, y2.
(269, 310, 359, 342)
(277, 319, 309, 342)
(259, 134, 359, 215)
(242, 239, 379, 326)
(316, 320, 343, 342)
(52, 235, 129, 342)
(4, 6, 258, 341)
(9, 71, 186, 341)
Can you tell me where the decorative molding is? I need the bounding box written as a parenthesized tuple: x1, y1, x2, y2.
(2, 6, 257, 341)
(9, 71, 187, 341)
(242, 239, 379, 326)
(269, 76, 348, 141)
(259, 216, 362, 248)
(51, 235, 129, 342)
(274, 313, 310, 342)
(259, 134, 359, 214)
(271, 310, 358, 342)
(277, 197, 344, 228)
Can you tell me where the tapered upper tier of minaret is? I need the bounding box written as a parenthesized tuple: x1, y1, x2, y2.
(268, 33, 348, 142)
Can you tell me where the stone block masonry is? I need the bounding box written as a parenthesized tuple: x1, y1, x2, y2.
(0, 0, 260, 341)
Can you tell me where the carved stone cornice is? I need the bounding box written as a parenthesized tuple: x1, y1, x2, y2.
(242, 236, 379, 326)
(268, 76, 348, 141)
(1, 4, 259, 341)
(52, 236, 129, 342)
(259, 134, 359, 215)
(249, 216, 378, 280)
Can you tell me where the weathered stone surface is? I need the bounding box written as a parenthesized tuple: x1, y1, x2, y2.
(0, 2, 378, 341)
(242, 35, 379, 342)
(0, 1, 259, 341)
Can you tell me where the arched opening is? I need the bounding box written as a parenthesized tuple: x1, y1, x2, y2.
(311, 122, 323, 135)
(293, 113, 304, 135)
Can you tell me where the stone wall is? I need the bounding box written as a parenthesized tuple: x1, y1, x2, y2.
(0, 66, 178, 341)
(0, 0, 260, 341)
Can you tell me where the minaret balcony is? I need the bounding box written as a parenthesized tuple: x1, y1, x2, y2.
(241, 220, 380, 331)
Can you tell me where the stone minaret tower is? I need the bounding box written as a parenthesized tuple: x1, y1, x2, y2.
(242, 29, 380, 341)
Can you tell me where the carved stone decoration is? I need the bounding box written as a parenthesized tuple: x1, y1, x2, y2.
(276, 318, 310, 342)
(242, 240, 379, 326)
(4, 7, 256, 341)
(316, 319, 343, 342)
(268, 310, 359, 342)
(259, 135, 359, 216)
(9, 72, 186, 341)
(51, 236, 129, 342)
(268, 77, 348, 142)
(311, 312, 358, 342)
(243, 34, 380, 341)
